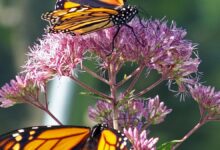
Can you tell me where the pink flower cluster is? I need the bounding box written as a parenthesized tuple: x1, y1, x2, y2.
(23, 33, 87, 91)
(124, 128, 159, 150)
(190, 84, 220, 120)
(88, 96, 172, 129)
(0, 76, 38, 108)
(86, 18, 200, 93)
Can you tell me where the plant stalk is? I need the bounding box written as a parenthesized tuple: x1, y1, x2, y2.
(109, 63, 119, 130)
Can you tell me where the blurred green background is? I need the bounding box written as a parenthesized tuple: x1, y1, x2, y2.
(0, 0, 220, 149)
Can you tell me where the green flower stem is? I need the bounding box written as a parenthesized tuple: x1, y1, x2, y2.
(109, 63, 119, 130)
(24, 98, 63, 125)
(172, 119, 206, 149)
(116, 66, 143, 88)
(82, 65, 109, 85)
(123, 65, 145, 97)
(132, 77, 164, 99)
(70, 76, 112, 103)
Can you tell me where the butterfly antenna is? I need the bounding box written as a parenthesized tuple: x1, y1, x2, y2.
(125, 24, 144, 47)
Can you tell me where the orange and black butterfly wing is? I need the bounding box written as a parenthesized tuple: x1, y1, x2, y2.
(86, 0, 125, 7)
(0, 126, 91, 150)
(55, 0, 125, 10)
(51, 8, 117, 35)
(97, 128, 132, 150)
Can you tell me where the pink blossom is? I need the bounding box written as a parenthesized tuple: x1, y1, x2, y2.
(88, 96, 172, 129)
(0, 75, 39, 108)
(23, 33, 87, 90)
(189, 84, 220, 120)
(124, 128, 159, 150)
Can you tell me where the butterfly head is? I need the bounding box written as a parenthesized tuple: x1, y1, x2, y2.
(90, 124, 107, 138)
(86, 124, 133, 150)
(55, 0, 66, 10)
(111, 5, 138, 27)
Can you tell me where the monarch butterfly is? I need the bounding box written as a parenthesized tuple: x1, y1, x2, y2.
(0, 124, 132, 150)
(41, 0, 143, 52)
(42, 0, 138, 35)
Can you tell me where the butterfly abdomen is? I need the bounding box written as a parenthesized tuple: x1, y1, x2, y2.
(110, 5, 138, 27)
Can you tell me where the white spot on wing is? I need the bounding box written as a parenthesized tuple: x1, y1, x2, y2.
(12, 133, 20, 137)
(18, 129, 25, 133)
(69, 8, 77, 12)
(78, 8, 88, 12)
(32, 127, 39, 130)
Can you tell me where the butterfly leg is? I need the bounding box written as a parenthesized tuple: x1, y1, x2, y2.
(107, 27, 121, 56)
(137, 14, 148, 28)
(125, 24, 145, 47)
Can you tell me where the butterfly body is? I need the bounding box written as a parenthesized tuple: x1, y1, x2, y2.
(0, 124, 132, 150)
